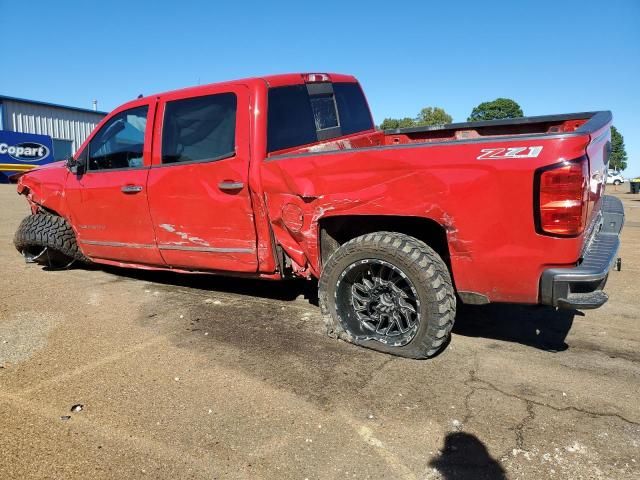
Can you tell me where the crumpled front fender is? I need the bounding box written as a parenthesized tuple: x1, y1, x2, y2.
(16, 163, 69, 215)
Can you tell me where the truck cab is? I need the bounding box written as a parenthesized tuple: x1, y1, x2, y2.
(17, 74, 376, 273)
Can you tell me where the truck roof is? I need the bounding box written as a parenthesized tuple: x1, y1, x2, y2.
(127, 73, 358, 108)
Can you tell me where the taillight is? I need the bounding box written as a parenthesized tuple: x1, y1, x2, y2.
(535, 158, 588, 236)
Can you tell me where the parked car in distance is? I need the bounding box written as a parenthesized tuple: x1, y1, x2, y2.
(12, 72, 624, 359)
(606, 169, 625, 185)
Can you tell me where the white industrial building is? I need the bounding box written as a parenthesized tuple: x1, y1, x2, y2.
(0, 95, 107, 161)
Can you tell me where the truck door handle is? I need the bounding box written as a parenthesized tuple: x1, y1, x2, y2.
(121, 185, 143, 194)
(218, 181, 244, 191)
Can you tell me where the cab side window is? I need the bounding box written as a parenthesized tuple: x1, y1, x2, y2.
(88, 106, 148, 171)
(162, 93, 237, 164)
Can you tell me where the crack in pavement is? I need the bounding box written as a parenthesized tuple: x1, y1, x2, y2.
(472, 376, 640, 427)
(514, 400, 536, 451)
(461, 359, 479, 427)
(455, 356, 636, 467)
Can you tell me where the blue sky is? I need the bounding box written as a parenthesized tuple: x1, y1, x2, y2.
(1, 0, 639, 174)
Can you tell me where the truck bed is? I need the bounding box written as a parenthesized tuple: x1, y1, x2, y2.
(271, 111, 611, 157)
(381, 111, 611, 146)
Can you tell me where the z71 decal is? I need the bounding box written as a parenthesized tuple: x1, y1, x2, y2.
(477, 146, 543, 160)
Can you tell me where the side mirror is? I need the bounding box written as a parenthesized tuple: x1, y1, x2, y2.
(66, 156, 85, 175)
(66, 156, 77, 173)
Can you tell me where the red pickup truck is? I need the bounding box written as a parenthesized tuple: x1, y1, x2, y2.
(13, 73, 624, 358)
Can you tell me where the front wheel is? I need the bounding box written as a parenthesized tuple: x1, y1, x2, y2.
(14, 213, 89, 269)
(613, 180, 622, 186)
(319, 232, 456, 359)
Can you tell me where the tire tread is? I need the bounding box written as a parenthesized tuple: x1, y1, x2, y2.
(14, 213, 89, 264)
(319, 231, 456, 359)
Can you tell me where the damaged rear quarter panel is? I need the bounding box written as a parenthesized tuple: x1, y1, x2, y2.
(260, 147, 488, 279)
(260, 136, 590, 303)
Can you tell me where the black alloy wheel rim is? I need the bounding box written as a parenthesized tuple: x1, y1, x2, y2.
(335, 259, 421, 346)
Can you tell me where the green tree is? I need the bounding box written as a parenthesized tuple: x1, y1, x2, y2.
(379, 117, 416, 130)
(609, 126, 627, 171)
(380, 106, 453, 130)
(468, 98, 524, 121)
(416, 107, 453, 126)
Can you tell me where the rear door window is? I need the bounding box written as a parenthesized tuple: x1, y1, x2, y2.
(162, 93, 237, 164)
(267, 82, 373, 153)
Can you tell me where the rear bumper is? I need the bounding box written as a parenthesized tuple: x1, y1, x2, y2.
(540, 195, 624, 309)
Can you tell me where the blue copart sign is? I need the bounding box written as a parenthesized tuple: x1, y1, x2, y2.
(0, 130, 55, 182)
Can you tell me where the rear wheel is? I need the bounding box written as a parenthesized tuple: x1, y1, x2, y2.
(319, 232, 456, 359)
(14, 213, 89, 269)
(613, 179, 622, 186)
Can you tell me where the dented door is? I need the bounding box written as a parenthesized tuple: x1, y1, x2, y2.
(146, 84, 258, 272)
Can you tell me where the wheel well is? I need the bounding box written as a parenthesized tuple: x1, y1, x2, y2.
(19, 187, 60, 217)
(38, 205, 60, 216)
(319, 215, 450, 267)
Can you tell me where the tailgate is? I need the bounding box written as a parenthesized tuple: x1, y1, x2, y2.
(584, 120, 612, 234)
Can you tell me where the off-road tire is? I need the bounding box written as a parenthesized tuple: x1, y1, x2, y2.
(319, 232, 456, 359)
(14, 213, 89, 267)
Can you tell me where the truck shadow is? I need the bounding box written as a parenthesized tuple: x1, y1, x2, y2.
(453, 303, 579, 352)
(99, 266, 319, 304)
(101, 266, 576, 352)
